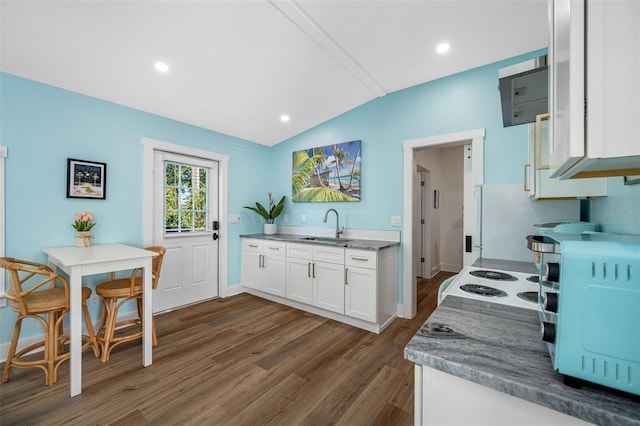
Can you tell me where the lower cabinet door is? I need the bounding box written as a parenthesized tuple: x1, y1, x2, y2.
(242, 250, 263, 290)
(263, 254, 286, 297)
(313, 261, 345, 314)
(345, 267, 377, 322)
(286, 257, 313, 305)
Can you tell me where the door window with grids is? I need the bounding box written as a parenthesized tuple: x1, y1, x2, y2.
(164, 160, 210, 234)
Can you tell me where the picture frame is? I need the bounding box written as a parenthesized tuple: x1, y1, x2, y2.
(67, 158, 107, 199)
(292, 140, 361, 203)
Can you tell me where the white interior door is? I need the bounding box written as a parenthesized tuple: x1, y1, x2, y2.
(152, 151, 219, 312)
(420, 172, 431, 278)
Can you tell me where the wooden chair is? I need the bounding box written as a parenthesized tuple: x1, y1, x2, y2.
(95, 246, 166, 362)
(1, 257, 100, 385)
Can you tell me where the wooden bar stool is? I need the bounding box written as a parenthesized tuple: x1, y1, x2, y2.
(1, 257, 100, 385)
(95, 246, 166, 362)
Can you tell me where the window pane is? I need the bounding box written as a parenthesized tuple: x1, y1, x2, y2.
(194, 189, 206, 210)
(181, 166, 193, 188)
(165, 210, 179, 231)
(165, 163, 178, 186)
(198, 168, 207, 187)
(194, 211, 207, 231)
(165, 188, 178, 209)
(180, 187, 193, 209)
(180, 211, 193, 230)
(164, 160, 210, 234)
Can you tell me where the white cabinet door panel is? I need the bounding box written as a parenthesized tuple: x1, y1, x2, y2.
(345, 267, 377, 323)
(286, 257, 313, 305)
(313, 261, 345, 314)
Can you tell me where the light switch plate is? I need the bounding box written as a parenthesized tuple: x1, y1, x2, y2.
(391, 216, 401, 226)
(229, 214, 241, 224)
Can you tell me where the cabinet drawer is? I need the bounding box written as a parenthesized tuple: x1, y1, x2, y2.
(242, 238, 264, 253)
(313, 246, 344, 264)
(346, 249, 377, 269)
(264, 241, 285, 254)
(286, 242, 313, 259)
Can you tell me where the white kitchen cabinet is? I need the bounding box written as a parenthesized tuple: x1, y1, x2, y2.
(285, 243, 345, 314)
(345, 247, 397, 327)
(313, 261, 345, 314)
(549, 0, 640, 179)
(241, 236, 399, 333)
(285, 255, 313, 304)
(525, 113, 607, 199)
(345, 249, 377, 322)
(241, 238, 286, 297)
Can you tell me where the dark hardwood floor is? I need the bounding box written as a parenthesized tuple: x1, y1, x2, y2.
(0, 272, 454, 425)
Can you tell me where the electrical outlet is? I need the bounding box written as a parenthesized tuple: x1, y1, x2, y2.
(301, 214, 306, 223)
(283, 214, 288, 223)
(88, 294, 100, 307)
(391, 216, 402, 226)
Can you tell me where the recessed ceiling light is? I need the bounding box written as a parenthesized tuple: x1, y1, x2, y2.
(154, 62, 169, 73)
(280, 115, 290, 122)
(436, 43, 450, 54)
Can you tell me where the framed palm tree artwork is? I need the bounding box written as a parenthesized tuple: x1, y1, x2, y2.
(292, 140, 361, 202)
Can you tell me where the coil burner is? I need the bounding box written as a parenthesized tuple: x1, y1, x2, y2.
(460, 284, 507, 298)
(517, 291, 539, 304)
(469, 270, 517, 281)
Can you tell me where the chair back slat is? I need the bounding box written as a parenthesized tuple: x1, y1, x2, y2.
(144, 246, 167, 290)
(0, 257, 69, 314)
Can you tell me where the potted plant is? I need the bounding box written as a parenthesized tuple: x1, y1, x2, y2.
(244, 193, 286, 235)
(72, 211, 96, 247)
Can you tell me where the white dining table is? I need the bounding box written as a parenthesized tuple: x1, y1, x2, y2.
(42, 243, 157, 397)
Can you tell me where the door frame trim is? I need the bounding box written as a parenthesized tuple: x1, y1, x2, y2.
(401, 129, 484, 318)
(141, 137, 230, 297)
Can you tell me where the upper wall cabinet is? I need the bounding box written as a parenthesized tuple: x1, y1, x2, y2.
(525, 113, 607, 199)
(549, 0, 640, 179)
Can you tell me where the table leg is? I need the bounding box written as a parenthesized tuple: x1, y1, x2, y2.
(142, 258, 152, 366)
(69, 265, 82, 397)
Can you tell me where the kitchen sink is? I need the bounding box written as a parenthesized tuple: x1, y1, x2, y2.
(301, 236, 352, 244)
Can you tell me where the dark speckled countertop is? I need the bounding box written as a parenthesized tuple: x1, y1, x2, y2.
(240, 233, 399, 250)
(405, 296, 640, 426)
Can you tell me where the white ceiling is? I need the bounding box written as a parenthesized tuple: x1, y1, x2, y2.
(1, 0, 548, 146)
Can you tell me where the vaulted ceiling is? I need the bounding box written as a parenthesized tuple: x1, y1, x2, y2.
(1, 1, 548, 146)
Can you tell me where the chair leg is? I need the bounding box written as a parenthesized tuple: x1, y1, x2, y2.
(45, 310, 57, 385)
(99, 297, 118, 362)
(2, 317, 23, 383)
(83, 302, 100, 358)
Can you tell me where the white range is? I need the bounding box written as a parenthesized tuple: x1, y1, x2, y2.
(438, 266, 540, 310)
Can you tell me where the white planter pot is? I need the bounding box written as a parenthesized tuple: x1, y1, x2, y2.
(264, 224, 277, 235)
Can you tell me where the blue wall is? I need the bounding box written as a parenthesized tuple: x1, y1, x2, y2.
(3, 46, 637, 347)
(0, 72, 270, 343)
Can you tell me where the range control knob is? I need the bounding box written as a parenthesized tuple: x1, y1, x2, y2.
(542, 322, 556, 343)
(543, 292, 558, 313)
(545, 262, 560, 282)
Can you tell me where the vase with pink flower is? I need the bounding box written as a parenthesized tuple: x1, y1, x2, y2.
(72, 211, 96, 247)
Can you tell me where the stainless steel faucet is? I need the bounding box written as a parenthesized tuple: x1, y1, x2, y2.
(322, 208, 344, 239)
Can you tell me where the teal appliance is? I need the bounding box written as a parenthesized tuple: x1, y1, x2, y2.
(527, 232, 640, 396)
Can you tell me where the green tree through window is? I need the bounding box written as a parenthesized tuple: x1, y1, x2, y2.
(165, 161, 209, 233)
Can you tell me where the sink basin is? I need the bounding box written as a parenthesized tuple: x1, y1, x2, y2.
(301, 236, 352, 244)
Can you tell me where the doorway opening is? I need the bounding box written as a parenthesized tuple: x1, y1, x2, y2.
(401, 129, 485, 318)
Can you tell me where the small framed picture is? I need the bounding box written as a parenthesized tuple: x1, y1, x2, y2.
(67, 158, 107, 199)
